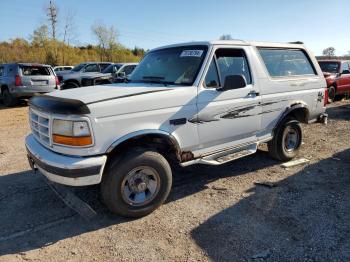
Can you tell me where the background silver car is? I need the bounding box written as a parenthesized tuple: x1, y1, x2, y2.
(0, 63, 59, 107)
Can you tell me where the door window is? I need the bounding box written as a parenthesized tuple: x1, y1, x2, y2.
(204, 49, 252, 88)
(341, 63, 350, 74)
(84, 64, 100, 72)
(122, 65, 136, 75)
(216, 49, 252, 85)
(99, 63, 110, 72)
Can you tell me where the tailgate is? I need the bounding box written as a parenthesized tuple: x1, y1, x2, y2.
(20, 66, 56, 89)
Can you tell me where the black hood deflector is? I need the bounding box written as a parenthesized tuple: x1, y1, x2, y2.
(29, 95, 91, 115)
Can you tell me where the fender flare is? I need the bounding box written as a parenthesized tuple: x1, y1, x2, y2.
(63, 79, 80, 86)
(105, 129, 182, 157)
(273, 102, 310, 133)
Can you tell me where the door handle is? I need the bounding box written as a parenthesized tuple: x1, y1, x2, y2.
(247, 90, 260, 96)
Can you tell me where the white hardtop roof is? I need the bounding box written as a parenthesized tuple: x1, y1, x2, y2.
(151, 40, 306, 51)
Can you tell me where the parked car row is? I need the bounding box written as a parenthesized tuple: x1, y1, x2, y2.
(0, 61, 138, 106)
(318, 60, 350, 102)
(57, 62, 138, 89)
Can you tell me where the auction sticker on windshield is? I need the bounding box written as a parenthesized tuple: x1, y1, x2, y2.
(180, 50, 203, 57)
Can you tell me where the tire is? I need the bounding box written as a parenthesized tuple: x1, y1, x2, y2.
(328, 86, 336, 103)
(2, 88, 18, 107)
(101, 149, 172, 217)
(61, 81, 79, 90)
(268, 117, 302, 161)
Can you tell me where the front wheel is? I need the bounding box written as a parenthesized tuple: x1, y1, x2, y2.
(268, 118, 302, 161)
(101, 149, 172, 217)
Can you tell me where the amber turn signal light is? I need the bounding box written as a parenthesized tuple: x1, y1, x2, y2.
(53, 134, 92, 146)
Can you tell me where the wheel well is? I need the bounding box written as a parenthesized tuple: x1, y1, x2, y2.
(107, 134, 181, 166)
(285, 106, 309, 124)
(1, 85, 8, 93)
(64, 79, 80, 86)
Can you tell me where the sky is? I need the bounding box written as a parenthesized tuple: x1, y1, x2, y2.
(0, 0, 349, 56)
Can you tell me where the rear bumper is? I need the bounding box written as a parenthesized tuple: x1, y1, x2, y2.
(309, 113, 328, 124)
(25, 134, 107, 186)
(318, 113, 328, 124)
(11, 86, 56, 98)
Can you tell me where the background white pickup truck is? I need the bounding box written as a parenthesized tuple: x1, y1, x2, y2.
(26, 40, 327, 217)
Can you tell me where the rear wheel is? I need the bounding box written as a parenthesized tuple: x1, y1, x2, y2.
(101, 149, 172, 217)
(268, 117, 302, 161)
(328, 86, 336, 103)
(2, 88, 18, 107)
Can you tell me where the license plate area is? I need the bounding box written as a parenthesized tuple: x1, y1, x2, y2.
(31, 80, 48, 86)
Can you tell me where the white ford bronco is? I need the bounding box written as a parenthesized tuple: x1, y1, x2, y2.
(26, 40, 327, 217)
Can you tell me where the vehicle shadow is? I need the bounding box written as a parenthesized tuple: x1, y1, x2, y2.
(0, 150, 277, 256)
(0, 170, 126, 256)
(326, 102, 350, 121)
(191, 149, 350, 261)
(0, 99, 28, 110)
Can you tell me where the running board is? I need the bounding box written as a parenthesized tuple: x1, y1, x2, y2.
(181, 143, 258, 166)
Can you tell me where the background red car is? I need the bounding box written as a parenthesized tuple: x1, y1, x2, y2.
(318, 60, 350, 102)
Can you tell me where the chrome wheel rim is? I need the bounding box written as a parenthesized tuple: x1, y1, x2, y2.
(121, 166, 160, 206)
(283, 126, 299, 152)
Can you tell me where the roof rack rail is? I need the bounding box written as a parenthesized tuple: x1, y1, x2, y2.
(288, 41, 304, 44)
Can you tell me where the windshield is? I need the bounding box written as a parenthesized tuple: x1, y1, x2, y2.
(129, 45, 208, 85)
(318, 61, 340, 73)
(71, 63, 86, 72)
(102, 64, 121, 74)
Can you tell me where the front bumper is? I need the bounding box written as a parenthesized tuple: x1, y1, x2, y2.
(25, 134, 107, 186)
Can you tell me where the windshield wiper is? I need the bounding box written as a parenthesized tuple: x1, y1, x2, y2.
(139, 76, 172, 86)
(142, 76, 165, 80)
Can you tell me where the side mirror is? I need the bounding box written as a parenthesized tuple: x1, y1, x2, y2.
(218, 75, 247, 91)
(117, 72, 126, 78)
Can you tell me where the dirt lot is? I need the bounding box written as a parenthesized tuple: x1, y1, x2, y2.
(0, 101, 349, 262)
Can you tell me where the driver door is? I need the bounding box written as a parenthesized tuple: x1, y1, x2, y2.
(195, 47, 262, 154)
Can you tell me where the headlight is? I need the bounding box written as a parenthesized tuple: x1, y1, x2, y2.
(52, 119, 92, 146)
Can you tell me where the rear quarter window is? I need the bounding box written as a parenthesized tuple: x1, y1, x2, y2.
(21, 66, 51, 76)
(258, 48, 316, 77)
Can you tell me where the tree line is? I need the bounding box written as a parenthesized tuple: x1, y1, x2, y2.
(0, 1, 146, 66)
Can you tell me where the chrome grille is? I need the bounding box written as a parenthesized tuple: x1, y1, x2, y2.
(29, 108, 51, 146)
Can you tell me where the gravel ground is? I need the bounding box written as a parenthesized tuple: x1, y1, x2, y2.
(0, 100, 349, 262)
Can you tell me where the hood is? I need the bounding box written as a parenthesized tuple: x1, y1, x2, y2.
(46, 82, 196, 118)
(49, 83, 173, 104)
